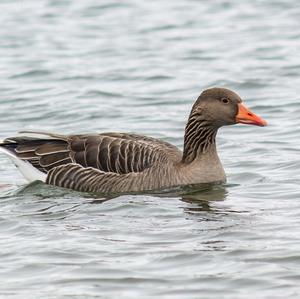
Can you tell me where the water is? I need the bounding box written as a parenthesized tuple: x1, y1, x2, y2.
(0, 0, 300, 298)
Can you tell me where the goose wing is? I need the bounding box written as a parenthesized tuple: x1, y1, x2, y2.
(2, 131, 181, 176)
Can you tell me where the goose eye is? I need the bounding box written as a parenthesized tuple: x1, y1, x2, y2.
(221, 98, 229, 104)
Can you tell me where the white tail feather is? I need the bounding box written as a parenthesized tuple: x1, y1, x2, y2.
(0, 147, 46, 182)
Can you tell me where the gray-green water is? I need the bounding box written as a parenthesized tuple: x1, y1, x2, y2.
(1, 1, 300, 298)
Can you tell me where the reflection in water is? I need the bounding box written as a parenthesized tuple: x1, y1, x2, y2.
(179, 184, 248, 216)
(15, 181, 110, 203)
(13, 180, 230, 206)
(10, 180, 245, 219)
(179, 184, 228, 212)
(181, 184, 228, 201)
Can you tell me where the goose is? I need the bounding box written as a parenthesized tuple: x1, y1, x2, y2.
(0, 87, 267, 194)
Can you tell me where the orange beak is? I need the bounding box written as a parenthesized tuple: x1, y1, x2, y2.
(236, 103, 267, 127)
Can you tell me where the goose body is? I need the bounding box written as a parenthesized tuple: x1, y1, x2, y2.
(0, 88, 267, 194)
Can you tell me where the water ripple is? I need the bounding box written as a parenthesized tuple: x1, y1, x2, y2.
(1, 0, 300, 298)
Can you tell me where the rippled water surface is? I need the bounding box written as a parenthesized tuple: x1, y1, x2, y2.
(1, 1, 300, 298)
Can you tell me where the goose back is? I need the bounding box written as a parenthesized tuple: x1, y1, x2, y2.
(1, 131, 183, 192)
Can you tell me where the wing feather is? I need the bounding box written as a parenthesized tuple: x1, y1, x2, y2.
(1, 131, 182, 179)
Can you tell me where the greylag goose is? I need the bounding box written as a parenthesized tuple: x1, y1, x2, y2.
(0, 88, 267, 194)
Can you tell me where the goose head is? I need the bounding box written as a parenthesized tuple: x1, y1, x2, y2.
(191, 87, 267, 128)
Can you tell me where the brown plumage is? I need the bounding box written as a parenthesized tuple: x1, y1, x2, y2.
(0, 87, 267, 194)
